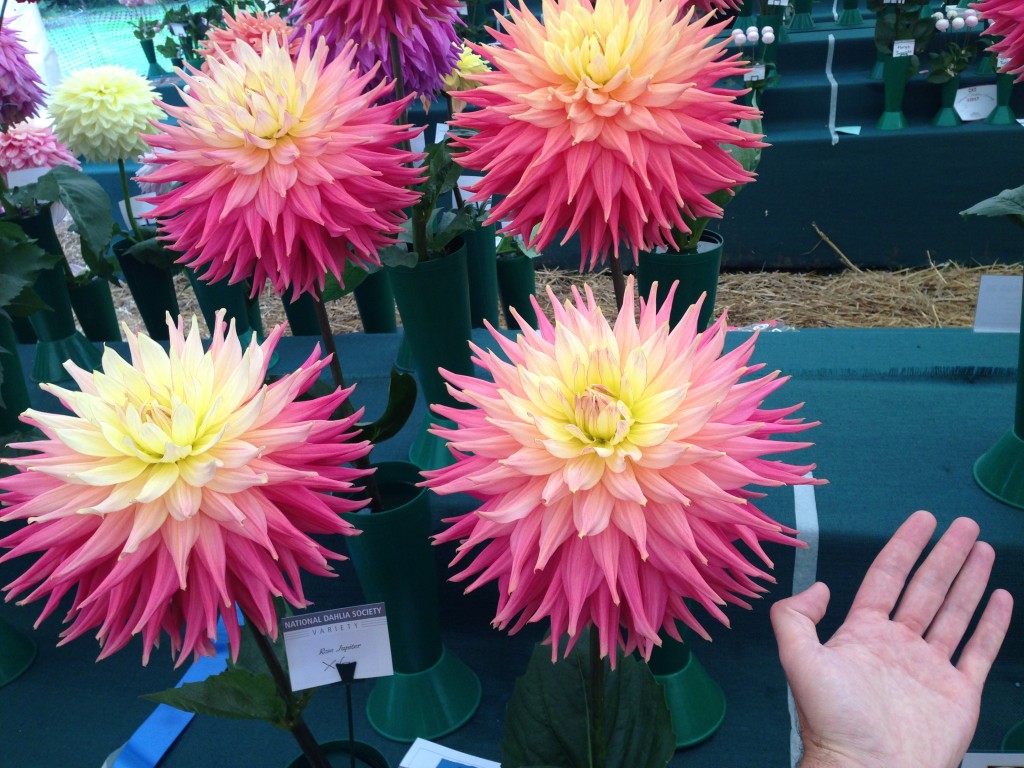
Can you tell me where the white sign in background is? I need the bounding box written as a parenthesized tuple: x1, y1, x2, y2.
(282, 603, 394, 692)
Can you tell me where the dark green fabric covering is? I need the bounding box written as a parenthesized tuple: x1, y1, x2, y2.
(2, 328, 1023, 766)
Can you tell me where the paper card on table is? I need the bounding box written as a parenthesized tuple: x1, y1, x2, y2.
(892, 39, 915, 57)
(955, 85, 997, 121)
(744, 64, 766, 82)
(835, 126, 862, 135)
(400, 738, 501, 768)
(281, 603, 393, 692)
(435, 122, 450, 144)
(960, 752, 1024, 768)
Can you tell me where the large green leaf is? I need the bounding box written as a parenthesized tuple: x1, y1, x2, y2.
(0, 222, 62, 316)
(961, 185, 1024, 228)
(35, 166, 115, 280)
(318, 262, 371, 303)
(356, 367, 417, 445)
(122, 234, 181, 269)
(143, 667, 291, 728)
(501, 636, 675, 768)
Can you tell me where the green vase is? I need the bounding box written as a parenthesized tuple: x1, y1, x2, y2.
(68, 277, 122, 342)
(140, 38, 168, 80)
(463, 224, 500, 329)
(647, 636, 726, 749)
(838, 0, 863, 26)
(0, 315, 31, 435)
(0, 616, 36, 688)
(282, 287, 322, 336)
(790, 0, 815, 30)
(878, 53, 911, 130)
(353, 269, 397, 334)
(286, 740, 389, 768)
(18, 209, 101, 383)
(114, 240, 180, 341)
(931, 76, 962, 127)
(636, 231, 723, 332)
(11, 316, 35, 344)
(986, 72, 1018, 126)
(342, 462, 482, 743)
(495, 254, 539, 330)
(186, 269, 252, 335)
(387, 245, 474, 470)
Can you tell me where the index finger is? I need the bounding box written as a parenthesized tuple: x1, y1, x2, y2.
(848, 510, 938, 617)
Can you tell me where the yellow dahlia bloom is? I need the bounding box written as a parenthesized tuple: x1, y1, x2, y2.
(50, 65, 163, 164)
(444, 42, 491, 112)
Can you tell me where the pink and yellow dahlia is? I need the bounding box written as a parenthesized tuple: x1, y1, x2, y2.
(975, 0, 1024, 81)
(0, 26, 45, 128)
(0, 312, 372, 665)
(425, 279, 821, 662)
(198, 9, 300, 65)
(0, 118, 80, 181)
(291, 0, 460, 102)
(451, 0, 763, 271)
(140, 36, 422, 299)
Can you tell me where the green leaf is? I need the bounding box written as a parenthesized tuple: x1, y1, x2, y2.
(0, 222, 62, 316)
(960, 185, 1024, 227)
(356, 368, 417, 445)
(429, 207, 477, 254)
(143, 668, 290, 728)
(318, 262, 370, 303)
(122, 235, 181, 269)
(501, 635, 675, 768)
(35, 166, 115, 280)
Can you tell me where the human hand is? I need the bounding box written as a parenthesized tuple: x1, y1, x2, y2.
(771, 510, 1013, 768)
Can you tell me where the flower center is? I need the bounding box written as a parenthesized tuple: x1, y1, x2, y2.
(566, 384, 633, 450)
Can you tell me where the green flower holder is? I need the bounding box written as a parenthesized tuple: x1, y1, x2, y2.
(636, 231, 723, 332)
(838, 0, 864, 26)
(140, 38, 168, 80)
(463, 224, 500, 329)
(0, 616, 36, 688)
(68, 277, 122, 343)
(387, 246, 474, 471)
(353, 269, 397, 334)
(931, 77, 962, 127)
(647, 637, 726, 749)
(114, 241, 180, 341)
(281, 287, 322, 337)
(790, 0, 815, 31)
(342, 462, 481, 743)
(878, 53, 912, 131)
(495, 254, 539, 331)
(985, 73, 1018, 126)
(186, 268, 252, 334)
(286, 740, 389, 768)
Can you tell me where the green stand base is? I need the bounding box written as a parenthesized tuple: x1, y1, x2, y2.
(1003, 719, 1024, 750)
(0, 617, 37, 687)
(974, 428, 1024, 509)
(287, 740, 389, 768)
(931, 108, 961, 128)
(837, 8, 863, 25)
(877, 110, 908, 130)
(789, 13, 814, 30)
(366, 645, 482, 743)
(32, 332, 101, 383)
(651, 648, 726, 748)
(409, 416, 456, 472)
(986, 106, 1018, 126)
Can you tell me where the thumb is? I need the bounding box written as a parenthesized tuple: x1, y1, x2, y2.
(771, 581, 831, 660)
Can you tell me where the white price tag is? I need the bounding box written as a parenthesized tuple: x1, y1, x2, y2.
(883, 0, 905, 4)
(744, 64, 767, 81)
(766, 0, 787, 6)
(892, 39, 915, 57)
(282, 603, 394, 692)
(955, 84, 998, 121)
(998, 56, 1012, 69)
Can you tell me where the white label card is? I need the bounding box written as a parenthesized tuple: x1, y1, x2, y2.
(955, 84, 997, 121)
(400, 738, 501, 768)
(960, 752, 1024, 767)
(744, 64, 767, 81)
(766, 0, 787, 5)
(998, 56, 1012, 69)
(892, 39, 915, 57)
(282, 603, 393, 692)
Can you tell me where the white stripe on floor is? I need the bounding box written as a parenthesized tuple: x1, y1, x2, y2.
(790, 474, 820, 767)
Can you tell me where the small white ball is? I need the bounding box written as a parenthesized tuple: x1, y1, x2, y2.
(935, 18, 950, 31)
(763, 31, 776, 44)
(965, 14, 979, 27)
(761, 25, 775, 34)
(746, 25, 758, 35)
(952, 16, 965, 30)
(746, 30, 760, 42)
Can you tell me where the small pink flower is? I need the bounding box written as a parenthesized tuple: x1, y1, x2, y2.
(0, 26, 45, 128)
(424, 279, 823, 663)
(0, 118, 80, 181)
(198, 9, 301, 64)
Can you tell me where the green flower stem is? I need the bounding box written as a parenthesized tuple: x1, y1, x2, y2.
(117, 158, 143, 242)
(388, 33, 430, 263)
(312, 285, 383, 512)
(444, 94, 465, 211)
(242, 615, 331, 768)
(609, 255, 626, 311)
(589, 631, 607, 768)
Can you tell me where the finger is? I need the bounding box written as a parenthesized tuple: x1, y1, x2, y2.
(771, 581, 831, 662)
(848, 510, 937, 617)
(957, 588, 1014, 689)
(893, 516, 981, 635)
(924, 541, 996, 658)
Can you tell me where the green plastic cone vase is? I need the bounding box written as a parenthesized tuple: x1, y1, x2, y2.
(186, 269, 252, 334)
(974, 275, 1024, 508)
(985, 73, 1018, 126)
(838, 0, 863, 26)
(281, 287, 322, 337)
(140, 38, 168, 80)
(636, 231, 723, 332)
(342, 462, 481, 742)
(286, 740, 389, 768)
(495, 254, 539, 331)
(18, 210, 101, 383)
(353, 269, 397, 334)
(790, 0, 814, 30)
(0, 616, 37, 687)
(68, 277, 122, 342)
(387, 246, 474, 471)
(0, 315, 31, 435)
(1002, 719, 1024, 750)
(878, 54, 911, 130)
(114, 241, 179, 341)
(931, 77, 962, 127)
(463, 224, 500, 329)
(648, 638, 726, 748)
